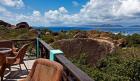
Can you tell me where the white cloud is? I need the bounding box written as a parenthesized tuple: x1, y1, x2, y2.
(18, 0, 140, 26)
(44, 7, 68, 17)
(1, 0, 140, 26)
(0, 0, 24, 8)
(59, 7, 68, 14)
(72, 1, 79, 7)
(44, 7, 68, 25)
(73, 0, 140, 24)
(113, 0, 140, 17)
(33, 10, 41, 16)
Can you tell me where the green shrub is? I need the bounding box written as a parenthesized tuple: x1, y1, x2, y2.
(69, 48, 140, 81)
(126, 33, 140, 47)
(40, 34, 54, 43)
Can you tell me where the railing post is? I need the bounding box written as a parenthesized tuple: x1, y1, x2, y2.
(50, 50, 63, 61)
(36, 38, 40, 58)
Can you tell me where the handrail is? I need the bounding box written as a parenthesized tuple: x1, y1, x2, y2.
(37, 38, 94, 81)
(38, 38, 53, 50)
(0, 39, 35, 42)
(11, 39, 35, 42)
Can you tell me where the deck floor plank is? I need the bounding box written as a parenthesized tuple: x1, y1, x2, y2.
(4, 59, 35, 81)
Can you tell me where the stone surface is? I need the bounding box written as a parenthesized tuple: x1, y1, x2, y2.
(16, 22, 31, 29)
(52, 38, 114, 66)
(0, 20, 11, 27)
(45, 32, 51, 35)
(73, 32, 88, 38)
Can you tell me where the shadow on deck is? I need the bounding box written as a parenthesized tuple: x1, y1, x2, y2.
(4, 59, 35, 81)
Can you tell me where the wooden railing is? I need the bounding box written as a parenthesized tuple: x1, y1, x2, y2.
(37, 38, 94, 81)
(1, 38, 94, 81)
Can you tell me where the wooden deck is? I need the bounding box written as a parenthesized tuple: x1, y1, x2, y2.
(4, 59, 35, 81)
(0, 38, 94, 81)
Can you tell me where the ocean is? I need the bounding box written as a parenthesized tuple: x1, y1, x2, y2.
(34, 26, 140, 35)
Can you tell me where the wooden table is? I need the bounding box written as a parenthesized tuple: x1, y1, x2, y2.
(0, 48, 12, 81)
(0, 48, 12, 63)
(0, 48, 12, 55)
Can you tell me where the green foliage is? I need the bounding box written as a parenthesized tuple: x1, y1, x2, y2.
(126, 33, 140, 47)
(39, 30, 80, 43)
(70, 48, 140, 81)
(110, 33, 140, 47)
(70, 53, 88, 65)
(111, 33, 126, 40)
(56, 32, 69, 40)
(40, 34, 54, 43)
(0, 25, 37, 40)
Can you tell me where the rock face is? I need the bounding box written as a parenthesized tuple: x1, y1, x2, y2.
(52, 38, 114, 66)
(0, 20, 11, 27)
(45, 32, 51, 35)
(29, 29, 38, 34)
(113, 38, 127, 47)
(73, 32, 88, 38)
(0, 20, 33, 30)
(16, 22, 31, 29)
(88, 30, 113, 40)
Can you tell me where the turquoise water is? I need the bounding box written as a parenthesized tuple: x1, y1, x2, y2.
(34, 26, 140, 35)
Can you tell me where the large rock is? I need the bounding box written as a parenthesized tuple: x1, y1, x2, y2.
(88, 30, 111, 38)
(29, 29, 38, 34)
(73, 32, 88, 38)
(16, 22, 31, 29)
(51, 38, 114, 66)
(0, 20, 11, 27)
(113, 38, 127, 47)
(45, 32, 51, 35)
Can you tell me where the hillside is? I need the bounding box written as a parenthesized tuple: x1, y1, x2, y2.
(0, 21, 38, 40)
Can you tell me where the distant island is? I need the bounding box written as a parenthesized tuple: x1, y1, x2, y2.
(82, 24, 123, 27)
(129, 25, 140, 27)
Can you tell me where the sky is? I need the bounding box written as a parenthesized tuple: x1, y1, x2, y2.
(0, 0, 140, 26)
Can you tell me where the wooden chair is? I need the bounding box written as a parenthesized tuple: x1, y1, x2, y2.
(6, 44, 30, 72)
(0, 54, 6, 81)
(19, 58, 63, 81)
(0, 40, 17, 56)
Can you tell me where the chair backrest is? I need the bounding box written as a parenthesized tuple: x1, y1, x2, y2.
(15, 44, 29, 63)
(25, 58, 63, 81)
(0, 40, 13, 48)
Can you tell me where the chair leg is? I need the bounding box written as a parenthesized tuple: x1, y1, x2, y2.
(19, 64, 22, 71)
(8, 65, 11, 71)
(1, 75, 4, 81)
(23, 62, 28, 73)
(7, 66, 11, 78)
